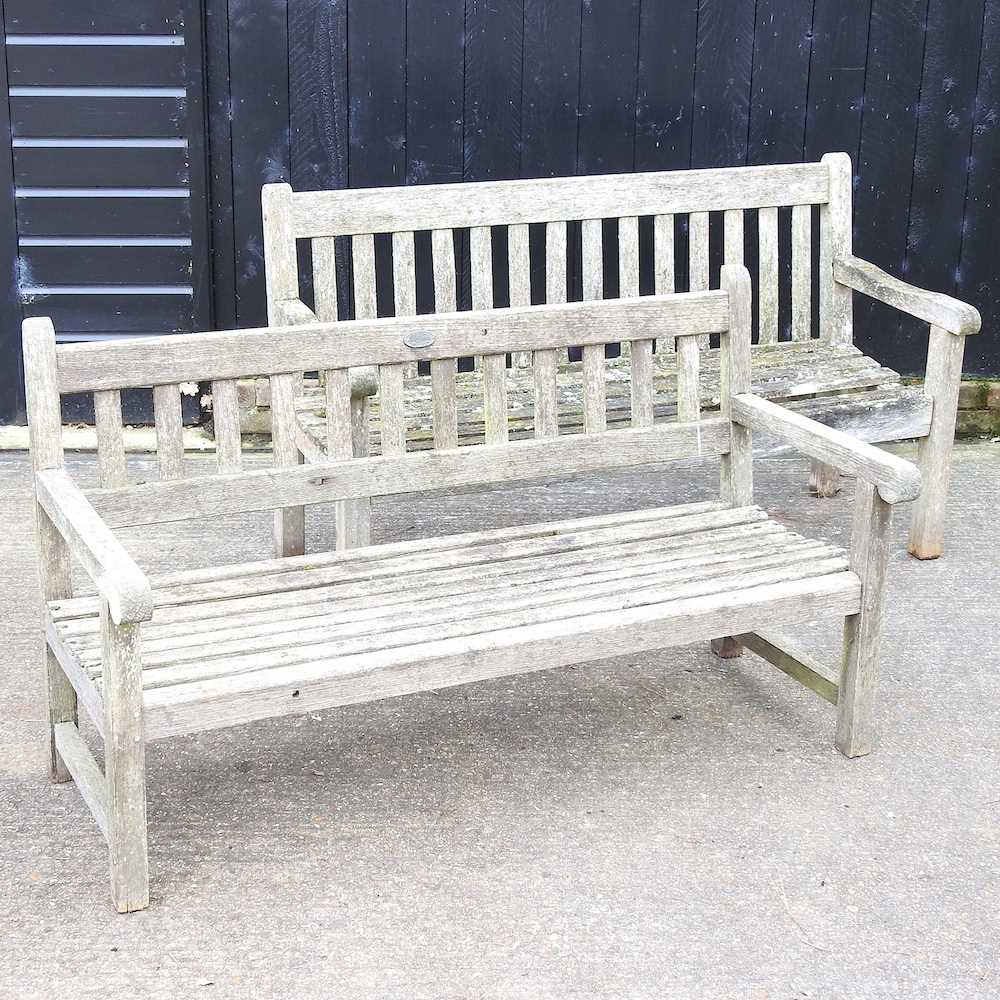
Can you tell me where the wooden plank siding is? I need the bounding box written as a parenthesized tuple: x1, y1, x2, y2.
(2, 0, 1000, 424)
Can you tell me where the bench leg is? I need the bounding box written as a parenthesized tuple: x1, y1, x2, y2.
(37, 507, 76, 782)
(102, 605, 150, 912)
(809, 460, 841, 497)
(908, 326, 965, 560)
(836, 483, 892, 758)
(710, 637, 744, 659)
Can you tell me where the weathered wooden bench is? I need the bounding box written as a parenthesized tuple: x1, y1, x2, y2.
(261, 153, 979, 560)
(27, 265, 922, 912)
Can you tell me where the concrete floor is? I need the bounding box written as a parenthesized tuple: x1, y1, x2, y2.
(1, 442, 998, 1000)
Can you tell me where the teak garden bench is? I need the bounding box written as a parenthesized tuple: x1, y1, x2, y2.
(27, 265, 922, 912)
(261, 153, 979, 560)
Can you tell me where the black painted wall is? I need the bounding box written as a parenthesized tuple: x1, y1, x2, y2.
(204, 0, 1000, 379)
(2, 0, 999, 423)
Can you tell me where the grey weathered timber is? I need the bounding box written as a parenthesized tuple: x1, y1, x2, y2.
(260, 156, 976, 558)
(24, 266, 929, 911)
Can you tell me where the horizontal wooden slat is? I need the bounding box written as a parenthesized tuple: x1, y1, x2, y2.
(14, 146, 189, 187)
(7, 46, 185, 87)
(4, 0, 182, 33)
(19, 245, 191, 284)
(53, 291, 729, 392)
(288, 164, 831, 238)
(11, 97, 186, 138)
(16, 196, 190, 237)
(141, 574, 860, 740)
(85, 418, 731, 528)
(22, 295, 194, 334)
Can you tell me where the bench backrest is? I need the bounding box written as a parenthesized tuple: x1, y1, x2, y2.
(24, 268, 752, 530)
(263, 155, 852, 351)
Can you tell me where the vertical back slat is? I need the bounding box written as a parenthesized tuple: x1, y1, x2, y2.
(482, 354, 509, 444)
(379, 364, 406, 455)
(392, 231, 417, 376)
(618, 216, 640, 297)
(653, 214, 675, 352)
(470, 226, 493, 310)
(758, 206, 779, 344)
(720, 265, 754, 506)
(676, 337, 701, 423)
(508, 223, 532, 367)
(94, 389, 127, 488)
(324, 368, 353, 459)
(582, 343, 606, 434)
(352, 234, 378, 319)
(432, 229, 457, 312)
(630, 339, 654, 429)
(152, 384, 184, 481)
(581, 218, 603, 302)
(269, 372, 304, 556)
(312, 236, 339, 321)
(533, 350, 559, 438)
(688, 211, 710, 348)
(431, 358, 459, 449)
(211, 379, 242, 473)
(545, 221, 567, 304)
(791, 204, 812, 341)
(724, 209, 744, 267)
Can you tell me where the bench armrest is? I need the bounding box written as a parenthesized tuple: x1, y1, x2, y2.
(731, 393, 921, 504)
(36, 468, 153, 624)
(833, 254, 981, 336)
(271, 297, 378, 398)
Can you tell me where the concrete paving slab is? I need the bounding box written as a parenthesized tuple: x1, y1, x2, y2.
(1, 443, 998, 999)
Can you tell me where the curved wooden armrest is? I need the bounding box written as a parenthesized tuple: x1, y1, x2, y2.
(833, 254, 981, 336)
(35, 469, 154, 624)
(731, 393, 921, 504)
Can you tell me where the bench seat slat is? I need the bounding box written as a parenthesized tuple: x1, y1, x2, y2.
(47, 504, 859, 741)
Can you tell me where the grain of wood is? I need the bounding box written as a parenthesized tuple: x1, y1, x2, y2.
(533, 348, 559, 438)
(431, 229, 457, 312)
(324, 368, 353, 459)
(630, 339, 654, 428)
(392, 231, 418, 377)
(791, 205, 812, 340)
(653, 214, 676, 351)
(101, 600, 149, 912)
(93, 389, 127, 489)
(738, 631, 839, 704)
(152, 384, 184, 481)
(689, 211, 710, 349)
(352, 234, 378, 320)
(481, 353, 509, 444)
(724, 209, 744, 267)
(720, 265, 753, 507)
(311, 236, 339, 321)
(211, 379, 242, 473)
(545, 221, 567, 305)
(53, 722, 109, 841)
(508, 222, 532, 367)
(820, 152, 853, 345)
(470, 225, 493, 310)
(757, 206, 779, 344)
(379, 364, 407, 455)
(582, 344, 607, 434)
(908, 326, 966, 558)
(431, 358, 459, 449)
(269, 372, 305, 557)
(836, 482, 892, 757)
(261, 183, 299, 324)
(286, 162, 831, 237)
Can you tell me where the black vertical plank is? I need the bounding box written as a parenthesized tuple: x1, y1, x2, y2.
(464, 0, 524, 181)
(521, 0, 580, 179)
(804, 0, 872, 163)
(289, 0, 349, 314)
(203, 0, 237, 330)
(747, 0, 814, 165)
(854, 0, 928, 368)
(184, 0, 213, 336)
(577, 0, 641, 175)
(958, 0, 1000, 375)
(903, 0, 985, 363)
(690, 0, 756, 168)
(228, 0, 290, 327)
(634, 0, 699, 172)
(407, 0, 464, 184)
(348, 0, 406, 187)
(0, 2, 25, 423)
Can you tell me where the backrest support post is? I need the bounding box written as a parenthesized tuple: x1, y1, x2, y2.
(719, 265, 754, 506)
(262, 183, 300, 325)
(820, 152, 853, 346)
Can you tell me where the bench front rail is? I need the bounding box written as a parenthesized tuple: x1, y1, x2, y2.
(25, 265, 920, 911)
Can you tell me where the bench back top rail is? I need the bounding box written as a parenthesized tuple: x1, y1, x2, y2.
(264, 154, 852, 351)
(25, 277, 753, 528)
